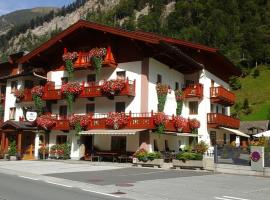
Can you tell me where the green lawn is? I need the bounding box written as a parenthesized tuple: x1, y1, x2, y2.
(233, 66, 270, 121)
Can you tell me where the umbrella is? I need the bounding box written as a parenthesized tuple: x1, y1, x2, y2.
(254, 130, 270, 137)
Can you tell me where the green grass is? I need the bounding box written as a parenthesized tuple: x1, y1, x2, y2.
(233, 66, 270, 121)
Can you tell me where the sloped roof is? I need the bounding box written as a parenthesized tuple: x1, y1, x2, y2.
(1, 120, 37, 131)
(239, 120, 270, 135)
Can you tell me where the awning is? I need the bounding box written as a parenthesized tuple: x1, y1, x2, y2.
(220, 127, 250, 138)
(165, 132, 198, 137)
(79, 129, 146, 135)
(254, 130, 270, 137)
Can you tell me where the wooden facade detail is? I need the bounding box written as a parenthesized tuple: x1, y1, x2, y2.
(210, 86, 235, 106)
(207, 113, 240, 129)
(183, 83, 203, 99)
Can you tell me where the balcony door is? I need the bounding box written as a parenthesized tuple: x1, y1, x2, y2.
(115, 102, 125, 113)
(24, 80, 34, 89)
(59, 105, 67, 119)
(87, 74, 96, 84)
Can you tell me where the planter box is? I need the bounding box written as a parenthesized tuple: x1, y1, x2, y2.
(134, 158, 164, 168)
(172, 159, 203, 169)
(9, 156, 17, 161)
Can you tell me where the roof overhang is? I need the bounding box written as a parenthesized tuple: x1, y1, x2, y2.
(221, 127, 250, 138)
(79, 129, 146, 135)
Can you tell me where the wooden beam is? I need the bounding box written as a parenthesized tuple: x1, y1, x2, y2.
(1, 132, 5, 152)
(17, 132, 22, 155)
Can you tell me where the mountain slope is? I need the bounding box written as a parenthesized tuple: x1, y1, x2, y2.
(0, 7, 59, 35)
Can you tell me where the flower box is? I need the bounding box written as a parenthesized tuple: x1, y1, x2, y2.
(134, 158, 164, 168)
(172, 159, 203, 169)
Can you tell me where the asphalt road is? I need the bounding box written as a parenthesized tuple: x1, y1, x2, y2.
(0, 173, 129, 200)
(47, 167, 213, 185)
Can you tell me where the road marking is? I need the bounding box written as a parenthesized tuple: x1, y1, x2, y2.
(19, 176, 39, 181)
(117, 171, 167, 176)
(45, 181, 73, 188)
(215, 196, 250, 200)
(82, 189, 120, 198)
(223, 196, 250, 200)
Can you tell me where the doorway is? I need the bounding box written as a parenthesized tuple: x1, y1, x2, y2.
(81, 135, 93, 158)
(22, 133, 36, 160)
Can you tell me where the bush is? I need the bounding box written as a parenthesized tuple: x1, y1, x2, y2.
(252, 68, 260, 78)
(134, 149, 161, 161)
(49, 143, 71, 160)
(8, 141, 17, 156)
(193, 141, 208, 154)
(176, 152, 203, 161)
(242, 98, 252, 115)
(229, 76, 241, 90)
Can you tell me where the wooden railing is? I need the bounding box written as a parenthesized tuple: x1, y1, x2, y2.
(21, 89, 33, 102)
(43, 79, 135, 100)
(51, 112, 192, 133)
(210, 86, 235, 106)
(207, 113, 240, 129)
(183, 83, 203, 99)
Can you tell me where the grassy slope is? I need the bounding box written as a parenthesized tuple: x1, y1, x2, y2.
(234, 66, 270, 121)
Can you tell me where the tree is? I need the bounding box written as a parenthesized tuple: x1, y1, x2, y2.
(242, 98, 251, 115)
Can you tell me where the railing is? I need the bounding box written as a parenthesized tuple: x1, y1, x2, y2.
(21, 89, 33, 102)
(43, 79, 136, 100)
(207, 113, 240, 129)
(183, 83, 203, 99)
(210, 86, 235, 106)
(50, 112, 193, 133)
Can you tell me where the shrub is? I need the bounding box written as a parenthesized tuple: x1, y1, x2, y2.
(252, 68, 260, 78)
(229, 76, 241, 90)
(134, 149, 161, 161)
(176, 152, 203, 161)
(242, 98, 251, 115)
(193, 141, 208, 154)
(8, 141, 17, 156)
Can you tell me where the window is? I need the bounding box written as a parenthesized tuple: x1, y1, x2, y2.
(189, 101, 198, 115)
(211, 104, 215, 113)
(216, 106, 219, 113)
(165, 140, 169, 151)
(157, 74, 162, 84)
(56, 135, 67, 145)
(116, 71, 126, 80)
(1, 85, 6, 97)
(223, 134, 227, 144)
(61, 77, 68, 84)
(210, 131, 217, 146)
(86, 103, 95, 114)
(87, 74, 96, 83)
(115, 102, 125, 113)
(185, 80, 194, 87)
(111, 136, 126, 152)
(222, 107, 226, 115)
(153, 139, 158, 151)
(9, 107, 16, 120)
(24, 80, 34, 89)
(175, 82, 179, 90)
(11, 81, 18, 93)
(59, 105, 67, 117)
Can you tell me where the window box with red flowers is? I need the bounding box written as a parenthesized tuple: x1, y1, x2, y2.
(61, 82, 82, 112)
(156, 84, 168, 112)
(153, 112, 168, 135)
(31, 86, 44, 114)
(69, 115, 90, 133)
(105, 112, 129, 130)
(174, 116, 188, 133)
(101, 79, 125, 96)
(62, 51, 78, 80)
(175, 89, 183, 115)
(36, 115, 56, 130)
(89, 47, 107, 76)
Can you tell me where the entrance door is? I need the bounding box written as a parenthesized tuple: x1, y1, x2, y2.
(22, 133, 35, 160)
(81, 135, 93, 159)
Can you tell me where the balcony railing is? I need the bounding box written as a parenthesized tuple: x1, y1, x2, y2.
(207, 113, 240, 129)
(183, 83, 203, 99)
(41, 79, 136, 101)
(51, 112, 192, 133)
(210, 86, 235, 106)
(21, 89, 33, 102)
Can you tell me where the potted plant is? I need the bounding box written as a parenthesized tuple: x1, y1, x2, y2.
(31, 85, 44, 114)
(14, 89, 24, 102)
(38, 145, 49, 159)
(69, 115, 90, 133)
(189, 118, 200, 134)
(173, 152, 203, 169)
(8, 141, 17, 161)
(61, 82, 82, 112)
(105, 112, 129, 130)
(156, 83, 168, 112)
(133, 149, 163, 167)
(153, 112, 168, 135)
(89, 47, 107, 76)
(62, 51, 78, 79)
(174, 116, 188, 132)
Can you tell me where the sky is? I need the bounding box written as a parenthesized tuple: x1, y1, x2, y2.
(0, 0, 75, 16)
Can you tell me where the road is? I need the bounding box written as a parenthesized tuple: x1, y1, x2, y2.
(0, 173, 128, 200)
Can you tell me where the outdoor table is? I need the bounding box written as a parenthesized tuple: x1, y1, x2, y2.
(96, 152, 118, 162)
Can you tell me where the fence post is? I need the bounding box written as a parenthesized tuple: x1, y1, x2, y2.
(214, 145, 218, 164)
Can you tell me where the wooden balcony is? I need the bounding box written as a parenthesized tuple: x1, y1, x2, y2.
(207, 113, 240, 129)
(51, 112, 192, 133)
(43, 79, 136, 100)
(183, 83, 203, 99)
(210, 86, 235, 106)
(21, 89, 33, 102)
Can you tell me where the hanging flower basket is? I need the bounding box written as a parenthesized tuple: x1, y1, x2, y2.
(105, 112, 129, 130)
(174, 116, 188, 132)
(62, 51, 78, 80)
(189, 118, 200, 130)
(89, 48, 107, 76)
(175, 89, 184, 101)
(153, 112, 168, 135)
(31, 86, 44, 114)
(14, 89, 25, 100)
(101, 79, 125, 95)
(156, 83, 168, 112)
(69, 115, 90, 133)
(36, 115, 56, 130)
(62, 52, 78, 61)
(61, 82, 82, 112)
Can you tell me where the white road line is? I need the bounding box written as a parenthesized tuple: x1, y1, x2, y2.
(19, 176, 39, 181)
(215, 197, 233, 200)
(45, 181, 73, 188)
(82, 189, 120, 198)
(223, 196, 250, 200)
